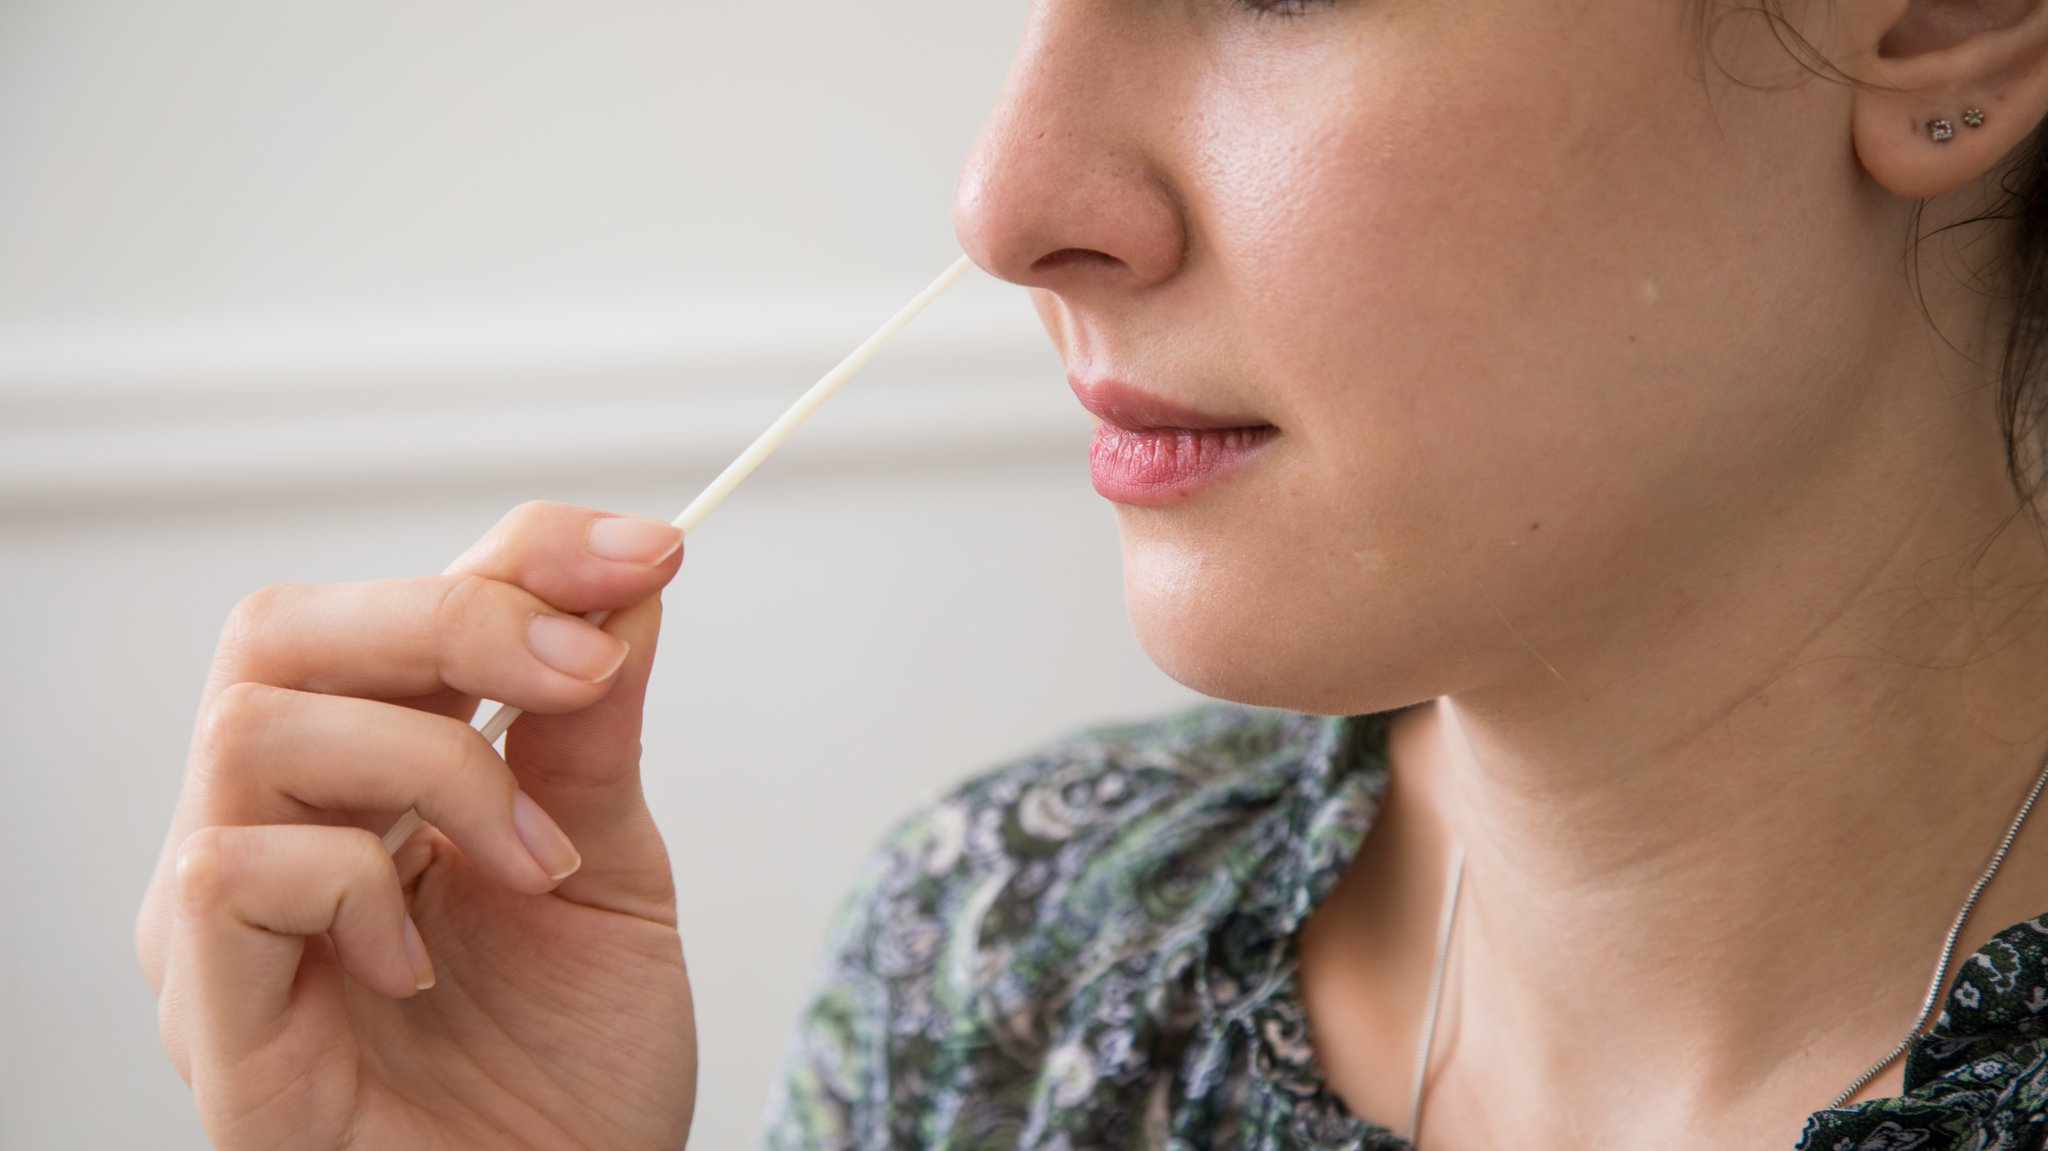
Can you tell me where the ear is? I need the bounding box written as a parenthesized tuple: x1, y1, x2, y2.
(1848, 0, 2048, 199)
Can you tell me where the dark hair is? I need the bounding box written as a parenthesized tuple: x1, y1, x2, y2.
(1990, 130, 2048, 511)
(1701, 1, 2048, 514)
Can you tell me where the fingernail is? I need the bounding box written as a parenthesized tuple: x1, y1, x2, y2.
(526, 614, 629, 683)
(403, 916, 436, 991)
(587, 517, 683, 565)
(512, 790, 582, 882)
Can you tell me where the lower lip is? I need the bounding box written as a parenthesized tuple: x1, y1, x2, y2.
(1088, 423, 1280, 505)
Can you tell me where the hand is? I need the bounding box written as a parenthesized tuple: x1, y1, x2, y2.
(136, 501, 697, 1150)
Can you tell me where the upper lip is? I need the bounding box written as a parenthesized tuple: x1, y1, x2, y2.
(1068, 376, 1270, 432)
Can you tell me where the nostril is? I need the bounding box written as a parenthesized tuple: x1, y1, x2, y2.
(1033, 248, 1122, 273)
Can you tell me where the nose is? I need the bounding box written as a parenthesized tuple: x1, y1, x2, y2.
(952, 6, 1188, 300)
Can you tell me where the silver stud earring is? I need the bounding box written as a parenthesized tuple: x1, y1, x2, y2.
(1929, 118, 1956, 142)
(1963, 107, 1987, 129)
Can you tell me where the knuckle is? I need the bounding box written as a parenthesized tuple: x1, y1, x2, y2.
(505, 498, 565, 530)
(195, 681, 283, 772)
(430, 573, 499, 644)
(226, 583, 282, 628)
(336, 826, 397, 885)
(216, 583, 301, 668)
(485, 499, 570, 560)
(225, 582, 304, 634)
(500, 499, 601, 558)
(433, 718, 500, 787)
(172, 827, 235, 913)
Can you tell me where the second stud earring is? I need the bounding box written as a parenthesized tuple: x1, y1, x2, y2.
(1964, 107, 1987, 128)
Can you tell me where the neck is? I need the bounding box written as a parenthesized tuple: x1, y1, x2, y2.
(1387, 360, 2048, 1145)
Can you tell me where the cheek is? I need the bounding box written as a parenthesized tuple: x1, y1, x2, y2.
(1211, 9, 1863, 531)
(1181, 31, 1650, 590)
(1121, 6, 1877, 710)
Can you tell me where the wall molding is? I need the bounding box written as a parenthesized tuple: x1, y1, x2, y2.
(0, 285, 1084, 515)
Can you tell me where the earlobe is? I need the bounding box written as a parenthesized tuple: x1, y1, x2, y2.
(1848, 0, 2048, 199)
(1852, 95, 2023, 200)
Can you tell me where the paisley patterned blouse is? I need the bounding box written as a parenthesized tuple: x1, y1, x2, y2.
(762, 703, 2048, 1150)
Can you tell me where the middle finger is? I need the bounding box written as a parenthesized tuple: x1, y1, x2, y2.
(194, 682, 581, 893)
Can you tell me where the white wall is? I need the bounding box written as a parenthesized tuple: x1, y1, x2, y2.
(0, 4, 1203, 1148)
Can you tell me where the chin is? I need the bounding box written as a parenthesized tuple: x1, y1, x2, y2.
(1119, 533, 1441, 718)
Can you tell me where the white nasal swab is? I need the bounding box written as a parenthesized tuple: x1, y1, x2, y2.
(383, 253, 978, 857)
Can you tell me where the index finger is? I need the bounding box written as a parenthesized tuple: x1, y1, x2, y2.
(195, 501, 680, 714)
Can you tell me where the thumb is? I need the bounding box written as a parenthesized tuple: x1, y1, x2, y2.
(502, 592, 676, 923)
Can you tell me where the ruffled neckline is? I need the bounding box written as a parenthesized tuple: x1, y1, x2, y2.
(1798, 914, 2048, 1149)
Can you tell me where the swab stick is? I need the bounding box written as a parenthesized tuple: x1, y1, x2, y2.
(383, 254, 977, 856)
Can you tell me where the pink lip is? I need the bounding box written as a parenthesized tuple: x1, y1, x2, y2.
(1068, 377, 1267, 432)
(1069, 377, 1278, 505)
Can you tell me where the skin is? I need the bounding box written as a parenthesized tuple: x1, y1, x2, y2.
(141, 0, 2048, 1147)
(137, 504, 696, 1149)
(951, 0, 2048, 1146)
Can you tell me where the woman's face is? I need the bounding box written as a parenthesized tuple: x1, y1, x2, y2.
(954, 0, 1926, 714)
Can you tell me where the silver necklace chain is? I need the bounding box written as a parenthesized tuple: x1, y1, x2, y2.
(1402, 749, 2048, 1145)
(1404, 840, 1467, 1140)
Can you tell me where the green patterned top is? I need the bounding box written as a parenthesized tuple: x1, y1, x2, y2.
(762, 703, 2048, 1150)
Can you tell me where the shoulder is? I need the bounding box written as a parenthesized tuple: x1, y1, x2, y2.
(855, 700, 1354, 939)
(765, 701, 1392, 1148)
